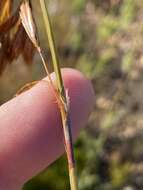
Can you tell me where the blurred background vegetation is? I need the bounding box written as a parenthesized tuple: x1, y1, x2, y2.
(1, 0, 143, 189)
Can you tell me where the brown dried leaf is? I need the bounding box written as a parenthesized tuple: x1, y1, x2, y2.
(0, 0, 36, 74)
(20, 0, 39, 49)
(22, 37, 35, 64)
(8, 23, 27, 62)
(15, 81, 39, 96)
(0, 10, 19, 35)
(0, 35, 10, 74)
(0, 0, 13, 25)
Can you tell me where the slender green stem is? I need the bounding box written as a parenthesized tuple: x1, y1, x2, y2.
(39, 1, 78, 189)
(39, 0, 64, 97)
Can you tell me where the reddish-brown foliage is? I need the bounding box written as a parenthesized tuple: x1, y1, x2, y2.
(0, 0, 35, 74)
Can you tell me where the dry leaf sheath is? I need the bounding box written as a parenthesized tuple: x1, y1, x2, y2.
(20, 0, 78, 189)
(19, 0, 38, 50)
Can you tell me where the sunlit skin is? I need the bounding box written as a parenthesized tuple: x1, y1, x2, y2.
(0, 68, 95, 190)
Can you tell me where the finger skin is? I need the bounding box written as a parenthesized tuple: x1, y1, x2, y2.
(0, 68, 95, 190)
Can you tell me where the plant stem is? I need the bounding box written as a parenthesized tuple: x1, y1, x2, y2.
(39, 1, 78, 189)
(39, 0, 64, 97)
